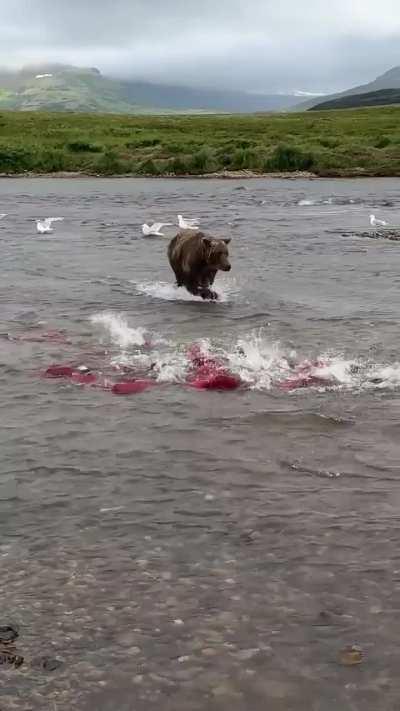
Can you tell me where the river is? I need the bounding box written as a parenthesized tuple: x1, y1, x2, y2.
(1, 177, 400, 710)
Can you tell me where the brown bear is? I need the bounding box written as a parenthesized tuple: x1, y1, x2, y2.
(168, 230, 231, 300)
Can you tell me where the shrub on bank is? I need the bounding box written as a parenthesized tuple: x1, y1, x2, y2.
(0, 146, 33, 172)
(168, 157, 188, 174)
(231, 147, 261, 170)
(375, 136, 391, 149)
(95, 148, 126, 174)
(34, 149, 68, 172)
(67, 141, 102, 153)
(217, 152, 233, 167)
(266, 144, 314, 171)
(162, 142, 187, 155)
(137, 158, 159, 175)
(187, 149, 216, 174)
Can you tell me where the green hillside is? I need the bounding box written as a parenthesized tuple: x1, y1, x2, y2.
(0, 64, 301, 114)
(1, 106, 400, 176)
(293, 65, 400, 111)
(310, 88, 400, 111)
(0, 65, 174, 114)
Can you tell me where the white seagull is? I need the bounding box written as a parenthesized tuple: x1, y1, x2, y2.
(142, 222, 172, 237)
(0, 213, 7, 220)
(370, 214, 387, 228)
(178, 214, 200, 230)
(36, 217, 64, 234)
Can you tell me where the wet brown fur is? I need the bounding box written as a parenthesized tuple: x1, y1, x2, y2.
(167, 230, 231, 300)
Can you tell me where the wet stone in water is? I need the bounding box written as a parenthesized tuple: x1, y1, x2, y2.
(0, 624, 19, 644)
(338, 645, 363, 666)
(0, 624, 23, 669)
(32, 655, 63, 672)
(235, 647, 261, 661)
(240, 529, 261, 544)
(0, 646, 24, 668)
(315, 610, 335, 626)
(201, 647, 218, 657)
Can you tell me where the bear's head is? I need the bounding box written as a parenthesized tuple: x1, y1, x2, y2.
(202, 237, 231, 272)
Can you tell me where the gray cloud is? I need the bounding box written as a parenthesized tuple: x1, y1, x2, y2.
(1, 0, 400, 93)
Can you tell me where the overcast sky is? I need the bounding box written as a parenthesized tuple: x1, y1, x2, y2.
(1, 0, 400, 94)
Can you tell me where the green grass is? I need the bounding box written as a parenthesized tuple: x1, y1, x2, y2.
(1, 107, 400, 176)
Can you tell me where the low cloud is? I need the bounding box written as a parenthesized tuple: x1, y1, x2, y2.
(1, 0, 400, 93)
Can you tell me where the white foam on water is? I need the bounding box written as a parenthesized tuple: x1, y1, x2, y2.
(298, 199, 315, 206)
(107, 332, 189, 384)
(88, 316, 400, 395)
(100, 506, 124, 513)
(274, 354, 400, 392)
(110, 350, 153, 370)
(222, 336, 371, 393)
(225, 330, 294, 390)
(90, 312, 147, 349)
(135, 281, 203, 302)
(362, 363, 400, 390)
(311, 354, 360, 388)
(152, 351, 190, 383)
(110, 348, 189, 384)
(304, 357, 400, 392)
(133, 280, 233, 303)
(152, 337, 219, 383)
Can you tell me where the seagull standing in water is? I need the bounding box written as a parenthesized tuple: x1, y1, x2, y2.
(177, 214, 200, 230)
(36, 217, 64, 234)
(142, 222, 172, 237)
(370, 214, 387, 228)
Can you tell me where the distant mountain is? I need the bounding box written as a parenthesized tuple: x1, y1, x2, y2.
(0, 64, 302, 114)
(119, 80, 300, 112)
(293, 65, 400, 111)
(310, 88, 400, 111)
(0, 65, 147, 113)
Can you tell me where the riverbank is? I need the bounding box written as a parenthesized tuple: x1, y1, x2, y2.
(1, 169, 397, 179)
(0, 169, 317, 179)
(1, 107, 400, 177)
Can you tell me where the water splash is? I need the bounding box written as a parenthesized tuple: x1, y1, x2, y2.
(152, 351, 190, 383)
(298, 199, 315, 206)
(110, 350, 153, 371)
(312, 354, 359, 387)
(80, 318, 400, 394)
(133, 280, 233, 303)
(90, 312, 147, 349)
(225, 330, 294, 390)
(362, 363, 400, 390)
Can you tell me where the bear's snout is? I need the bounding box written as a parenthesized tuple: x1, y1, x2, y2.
(222, 263, 231, 272)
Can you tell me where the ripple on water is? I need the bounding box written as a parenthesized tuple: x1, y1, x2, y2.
(1, 177, 400, 709)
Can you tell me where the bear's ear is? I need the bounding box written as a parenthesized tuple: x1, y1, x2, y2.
(202, 237, 212, 249)
(223, 238, 231, 245)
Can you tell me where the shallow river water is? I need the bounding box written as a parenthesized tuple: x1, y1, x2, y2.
(2, 177, 400, 710)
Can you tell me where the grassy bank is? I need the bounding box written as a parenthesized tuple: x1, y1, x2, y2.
(1, 107, 400, 177)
